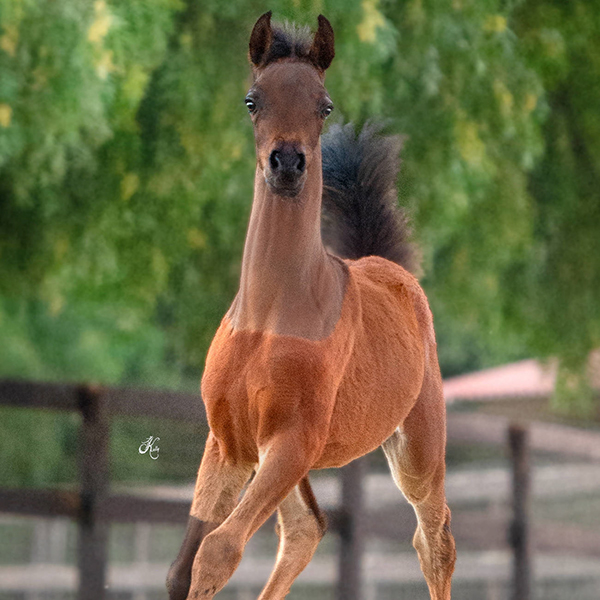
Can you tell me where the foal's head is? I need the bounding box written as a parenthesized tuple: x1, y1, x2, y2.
(246, 12, 335, 198)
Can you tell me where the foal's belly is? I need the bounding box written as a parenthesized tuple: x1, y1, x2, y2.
(314, 348, 423, 468)
(314, 265, 425, 468)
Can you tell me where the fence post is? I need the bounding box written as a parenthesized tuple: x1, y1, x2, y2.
(508, 423, 532, 600)
(77, 386, 109, 600)
(336, 456, 366, 600)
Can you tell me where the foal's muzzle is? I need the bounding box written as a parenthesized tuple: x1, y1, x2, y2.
(266, 145, 307, 197)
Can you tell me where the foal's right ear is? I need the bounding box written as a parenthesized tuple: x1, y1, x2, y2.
(249, 11, 273, 67)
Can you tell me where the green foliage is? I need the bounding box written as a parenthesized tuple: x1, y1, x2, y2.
(0, 0, 598, 450)
(0, 296, 187, 387)
(0, 407, 78, 487)
(510, 0, 600, 411)
(373, 0, 547, 376)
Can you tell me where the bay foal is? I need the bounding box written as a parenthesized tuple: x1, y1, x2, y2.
(167, 12, 456, 600)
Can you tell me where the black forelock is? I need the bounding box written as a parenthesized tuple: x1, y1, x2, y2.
(262, 22, 313, 66)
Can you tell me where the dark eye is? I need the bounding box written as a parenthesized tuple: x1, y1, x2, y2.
(322, 104, 334, 118)
(245, 97, 256, 113)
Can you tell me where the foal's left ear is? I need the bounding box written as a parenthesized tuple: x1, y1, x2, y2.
(309, 15, 335, 71)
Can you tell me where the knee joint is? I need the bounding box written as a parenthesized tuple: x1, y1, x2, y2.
(199, 529, 243, 567)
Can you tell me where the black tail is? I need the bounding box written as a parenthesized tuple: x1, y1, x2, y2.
(321, 123, 419, 274)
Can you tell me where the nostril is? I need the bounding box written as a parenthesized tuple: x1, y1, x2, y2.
(269, 151, 280, 171)
(297, 153, 306, 173)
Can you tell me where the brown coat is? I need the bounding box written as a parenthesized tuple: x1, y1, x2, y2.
(202, 256, 429, 469)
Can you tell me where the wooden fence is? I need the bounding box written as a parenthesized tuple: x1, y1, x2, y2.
(1, 379, 599, 600)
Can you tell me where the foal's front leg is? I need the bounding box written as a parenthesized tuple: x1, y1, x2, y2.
(187, 431, 320, 599)
(166, 433, 253, 600)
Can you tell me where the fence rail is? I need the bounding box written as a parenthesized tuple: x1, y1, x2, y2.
(1, 378, 600, 600)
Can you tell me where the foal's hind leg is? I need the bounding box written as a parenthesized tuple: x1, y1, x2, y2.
(166, 433, 253, 600)
(257, 477, 327, 600)
(382, 370, 456, 600)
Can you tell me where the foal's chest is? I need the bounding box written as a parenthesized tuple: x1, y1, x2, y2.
(200, 320, 265, 462)
(200, 316, 347, 463)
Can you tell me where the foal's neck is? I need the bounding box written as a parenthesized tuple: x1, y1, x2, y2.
(229, 146, 346, 339)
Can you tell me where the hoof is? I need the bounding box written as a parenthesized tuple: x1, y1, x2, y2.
(166, 561, 191, 600)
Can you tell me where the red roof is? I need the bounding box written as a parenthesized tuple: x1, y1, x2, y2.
(443, 352, 600, 403)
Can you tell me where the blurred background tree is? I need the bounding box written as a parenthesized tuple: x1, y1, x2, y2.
(0, 0, 598, 418)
